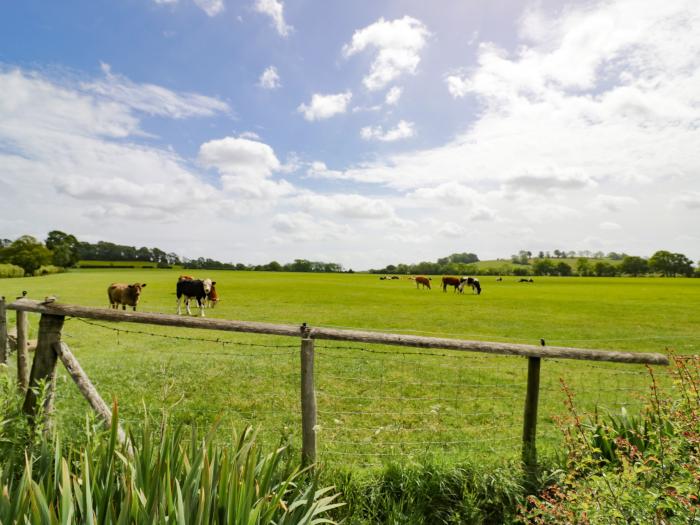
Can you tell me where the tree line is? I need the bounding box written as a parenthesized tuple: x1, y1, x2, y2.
(371, 251, 699, 278)
(0, 232, 346, 276)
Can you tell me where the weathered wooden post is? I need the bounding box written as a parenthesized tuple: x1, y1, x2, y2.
(522, 356, 541, 486)
(300, 324, 317, 467)
(23, 312, 65, 431)
(16, 308, 30, 392)
(0, 297, 6, 365)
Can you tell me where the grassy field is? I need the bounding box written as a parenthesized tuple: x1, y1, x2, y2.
(2, 270, 699, 468)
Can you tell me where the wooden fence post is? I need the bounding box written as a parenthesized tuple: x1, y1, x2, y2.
(300, 328, 317, 467)
(522, 356, 541, 486)
(23, 313, 65, 431)
(0, 297, 6, 365)
(17, 309, 30, 392)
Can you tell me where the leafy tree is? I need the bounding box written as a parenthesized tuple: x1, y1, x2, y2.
(533, 259, 555, 276)
(556, 262, 573, 276)
(0, 236, 52, 275)
(619, 256, 649, 276)
(576, 258, 591, 276)
(45, 230, 80, 267)
(594, 261, 617, 277)
(649, 250, 694, 277)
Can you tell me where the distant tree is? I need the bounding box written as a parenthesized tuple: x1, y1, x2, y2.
(45, 230, 80, 267)
(267, 261, 282, 271)
(649, 250, 694, 277)
(512, 267, 531, 276)
(538, 251, 545, 258)
(620, 256, 649, 276)
(594, 261, 617, 277)
(556, 262, 573, 276)
(0, 239, 11, 248)
(511, 250, 530, 265)
(533, 259, 555, 276)
(576, 258, 592, 276)
(0, 235, 53, 275)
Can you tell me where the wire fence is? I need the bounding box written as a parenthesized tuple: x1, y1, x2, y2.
(46, 316, 659, 467)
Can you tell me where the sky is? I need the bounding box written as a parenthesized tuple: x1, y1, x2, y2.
(1, 0, 699, 270)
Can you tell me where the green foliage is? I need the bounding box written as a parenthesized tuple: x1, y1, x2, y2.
(532, 259, 555, 276)
(329, 461, 524, 524)
(0, 263, 25, 278)
(33, 265, 66, 276)
(520, 357, 700, 524)
(649, 250, 695, 277)
(0, 400, 344, 524)
(593, 261, 618, 277)
(619, 256, 649, 276)
(0, 235, 53, 275)
(45, 230, 81, 267)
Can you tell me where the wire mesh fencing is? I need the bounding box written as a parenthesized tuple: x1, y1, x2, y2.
(50, 317, 658, 468)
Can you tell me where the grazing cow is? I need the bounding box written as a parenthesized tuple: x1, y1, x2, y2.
(205, 282, 219, 308)
(379, 276, 388, 280)
(519, 278, 534, 283)
(441, 276, 463, 292)
(177, 278, 215, 316)
(107, 283, 147, 311)
(414, 276, 431, 289)
(390, 276, 400, 280)
(496, 277, 503, 281)
(458, 277, 482, 295)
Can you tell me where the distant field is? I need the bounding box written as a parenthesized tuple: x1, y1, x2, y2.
(77, 260, 183, 269)
(2, 270, 698, 468)
(472, 257, 621, 271)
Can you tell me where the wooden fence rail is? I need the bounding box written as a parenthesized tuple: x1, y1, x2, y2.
(2, 297, 670, 480)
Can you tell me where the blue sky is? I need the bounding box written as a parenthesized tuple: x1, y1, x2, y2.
(1, 0, 699, 269)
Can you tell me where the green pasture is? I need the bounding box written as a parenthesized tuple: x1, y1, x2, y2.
(2, 270, 699, 468)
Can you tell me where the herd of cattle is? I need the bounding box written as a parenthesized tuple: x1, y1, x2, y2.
(106, 275, 219, 316)
(403, 275, 483, 294)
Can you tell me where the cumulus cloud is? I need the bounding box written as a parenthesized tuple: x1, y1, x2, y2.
(504, 170, 596, 193)
(342, 16, 430, 91)
(445, 73, 470, 98)
(258, 66, 281, 89)
(194, 0, 224, 16)
(293, 192, 395, 220)
(254, 0, 293, 37)
(271, 212, 350, 242)
(360, 120, 415, 142)
(385, 86, 402, 105)
(297, 91, 352, 121)
(198, 136, 280, 178)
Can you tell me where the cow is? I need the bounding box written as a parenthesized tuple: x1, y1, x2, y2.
(414, 276, 431, 289)
(107, 283, 147, 311)
(519, 278, 534, 283)
(177, 278, 214, 316)
(496, 277, 503, 281)
(205, 282, 219, 308)
(458, 277, 482, 295)
(178, 275, 195, 281)
(441, 276, 462, 292)
(390, 276, 400, 280)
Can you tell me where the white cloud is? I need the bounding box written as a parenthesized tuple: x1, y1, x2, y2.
(294, 192, 395, 220)
(385, 86, 402, 105)
(342, 16, 430, 91)
(198, 136, 281, 178)
(406, 181, 481, 207)
(593, 194, 639, 212)
(254, 0, 293, 37)
(360, 120, 415, 142)
(271, 212, 350, 242)
(445, 73, 470, 99)
(298, 91, 352, 121)
(258, 66, 281, 89)
(600, 221, 622, 230)
(85, 63, 230, 119)
(194, 0, 224, 16)
(504, 169, 596, 193)
(674, 192, 700, 210)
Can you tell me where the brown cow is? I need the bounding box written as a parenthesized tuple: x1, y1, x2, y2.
(178, 275, 195, 281)
(205, 282, 219, 308)
(441, 276, 462, 292)
(107, 283, 147, 311)
(414, 276, 431, 289)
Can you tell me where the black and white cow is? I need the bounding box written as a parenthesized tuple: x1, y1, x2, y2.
(458, 277, 482, 295)
(176, 278, 214, 316)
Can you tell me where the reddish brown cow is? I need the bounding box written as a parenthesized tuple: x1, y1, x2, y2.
(414, 276, 431, 289)
(206, 283, 219, 308)
(441, 276, 462, 292)
(178, 275, 195, 281)
(107, 283, 147, 311)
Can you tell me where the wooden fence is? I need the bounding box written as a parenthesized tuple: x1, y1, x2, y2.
(1, 296, 669, 477)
